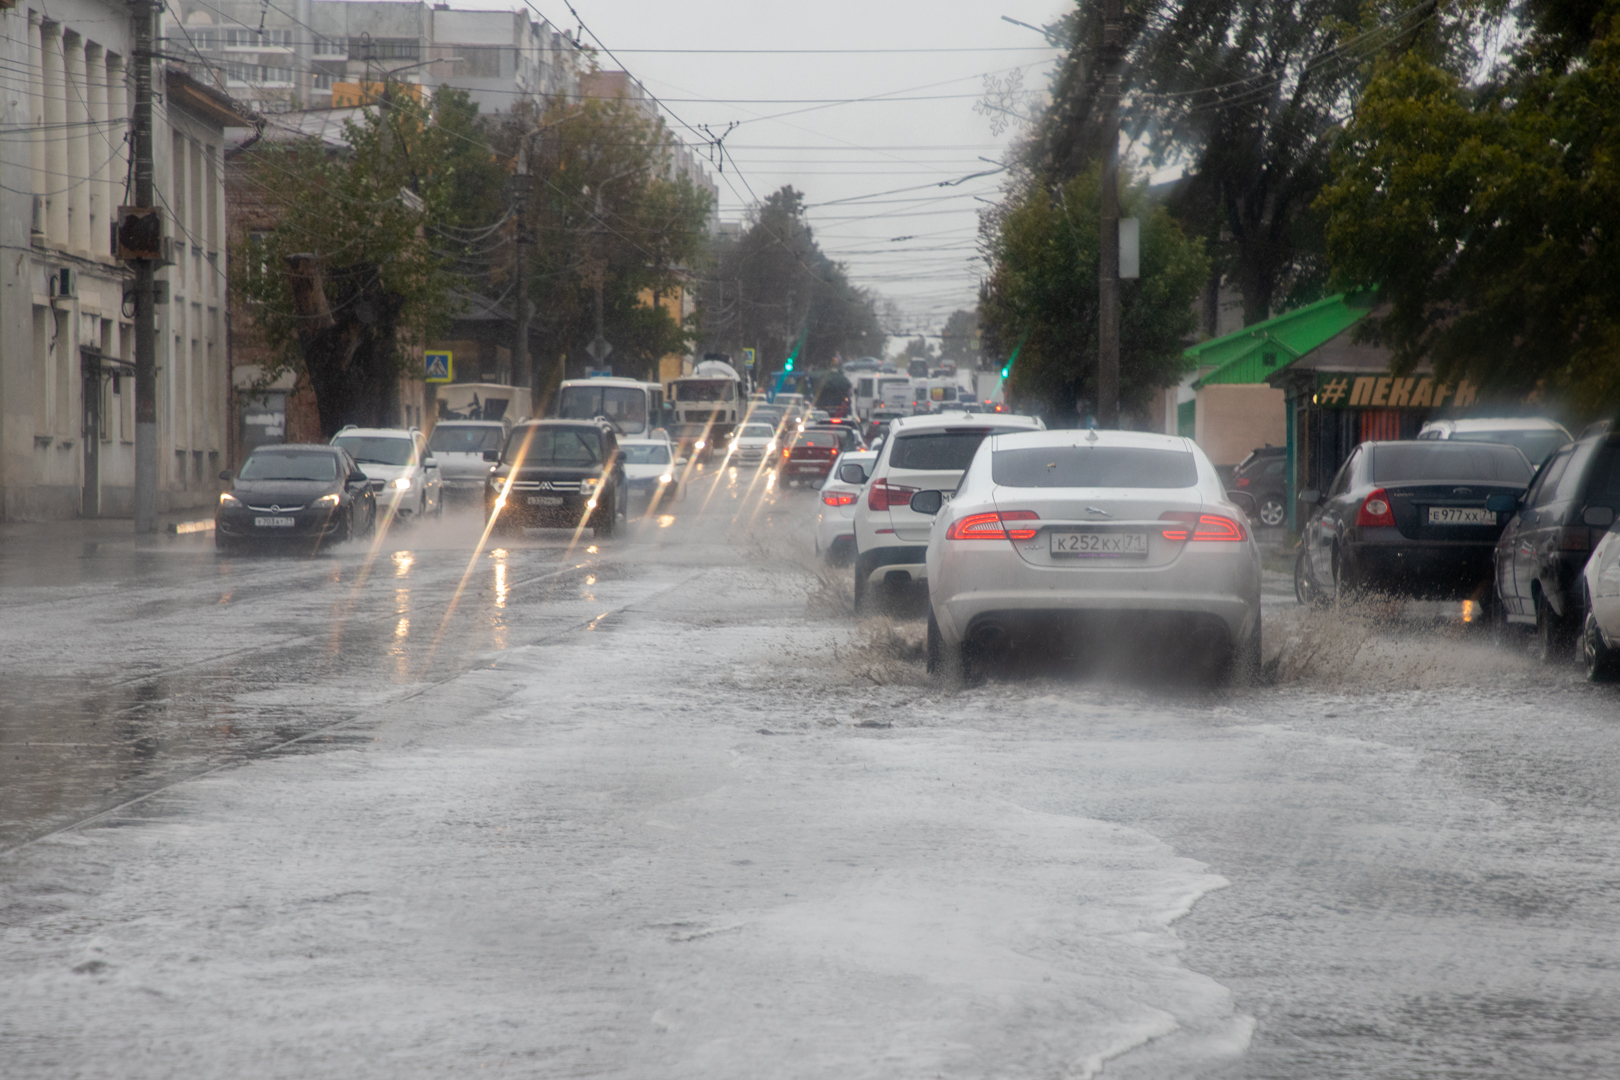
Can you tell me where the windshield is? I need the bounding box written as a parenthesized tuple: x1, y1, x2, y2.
(622, 444, 672, 465)
(889, 429, 1002, 471)
(331, 436, 415, 466)
(675, 380, 734, 402)
(738, 425, 775, 439)
(1370, 442, 1532, 483)
(238, 451, 338, 482)
(503, 426, 604, 466)
(557, 385, 649, 433)
(1447, 429, 1571, 467)
(428, 425, 504, 453)
(993, 447, 1199, 488)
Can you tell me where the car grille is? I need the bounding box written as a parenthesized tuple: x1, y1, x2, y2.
(684, 410, 714, 422)
(246, 503, 307, 512)
(508, 479, 582, 493)
(367, 480, 388, 492)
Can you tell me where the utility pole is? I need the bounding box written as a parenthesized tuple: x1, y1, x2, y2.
(513, 145, 531, 392)
(132, 0, 159, 531)
(1097, 0, 1123, 428)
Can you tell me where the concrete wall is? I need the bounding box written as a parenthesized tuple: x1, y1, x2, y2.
(1193, 383, 1286, 467)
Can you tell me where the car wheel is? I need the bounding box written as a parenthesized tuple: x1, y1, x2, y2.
(1534, 591, 1573, 664)
(1294, 550, 1325, 609)
(853, 550, 877, 615)
(594, 493, 617, 539)
(1228, 613, 1264, 687)
(1582, 606, 1620, 682)
(1258, 498, 1287, 528)
(1490, 588, 1514, 646)
(926, 605, 963, 684)
(1332, 545, 1361, 601)
(215, 532, 237, 554)
(337, 507, 354, 544)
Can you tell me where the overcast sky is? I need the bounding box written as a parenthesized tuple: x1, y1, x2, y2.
(445, 0, 1069, 339)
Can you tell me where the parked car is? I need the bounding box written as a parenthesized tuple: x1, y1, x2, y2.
(484, 420, 627, 538)
(216, 444, 376, 551)
(618, 437, 683, 507)
(1231, 445, 1288, 528)
(777, 428, 847, 487)
(427, 420, 509, 503)
(913, 429, 1261, 684)
(1492, 431, 1620, 659)
(330, 426, 443, 519)
(1294, 440, 1532, 606)
(1416, 416, 1572, 467)
(816, 450, 877, 566)
(1578, 518, 1620, 680)
(726, 422, 778, 471)
(850, 411, 1045, 613)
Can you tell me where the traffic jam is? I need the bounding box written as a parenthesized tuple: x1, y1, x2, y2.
(211, 356, 1620, 686)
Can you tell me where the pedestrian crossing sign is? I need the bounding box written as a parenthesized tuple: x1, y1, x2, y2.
(424, 350, 452, 383)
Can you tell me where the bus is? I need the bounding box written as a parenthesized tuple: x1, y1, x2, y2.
(552, 377, 668, 436)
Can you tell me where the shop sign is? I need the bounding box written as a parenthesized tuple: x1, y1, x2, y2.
(1313, 372, 1479, 409)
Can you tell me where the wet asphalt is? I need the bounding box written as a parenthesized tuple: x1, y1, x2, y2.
(2, 474, 1619, 1078)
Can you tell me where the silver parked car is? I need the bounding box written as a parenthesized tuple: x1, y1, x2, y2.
(914, 429, 1262, 684)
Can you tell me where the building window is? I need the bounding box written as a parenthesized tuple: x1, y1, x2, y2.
(313, 38, 346, 57)
(349, 37, 420, 62)
(223, 28, 259, 49)
(312, 72, 333, 90)
(191, 30, 217, 51)
(263, 29, 293, 48)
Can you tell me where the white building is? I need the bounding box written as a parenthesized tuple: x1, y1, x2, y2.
(0, 3, 244, 520)
(170, 1, 583, 117)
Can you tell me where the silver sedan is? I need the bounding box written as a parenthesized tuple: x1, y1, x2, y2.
(915, 429, 1262, 684)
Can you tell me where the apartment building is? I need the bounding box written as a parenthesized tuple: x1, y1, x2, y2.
(171, 1, 582, 116)
(0, 3, 245, 520)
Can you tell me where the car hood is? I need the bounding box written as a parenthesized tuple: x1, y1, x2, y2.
(231, 479, 341, 504)
(354, 463, 408, 481)
(433, 451, 493, 479)
(498, 464, 607, 482)
(623, 464, 670, 480)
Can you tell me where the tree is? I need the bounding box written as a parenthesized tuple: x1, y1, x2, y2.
(491, 94, 713, 399)
(979, 167, 1208, 419)
(1019, 0, 1460, 326)
(698, 186, 884, 375)
(233, 87, 506, 436)
(938, 308, 980, 367)
(1319, 4, 1620, 411)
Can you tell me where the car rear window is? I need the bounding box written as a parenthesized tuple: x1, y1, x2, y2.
(428, 425, 504, 453)
(889, 428, 1009, 471)
(1370, 442, 1531, 483)
(992, 446, 1199, 488)
(1446, 429, 1570, 467)
(797, 431, 839, 448)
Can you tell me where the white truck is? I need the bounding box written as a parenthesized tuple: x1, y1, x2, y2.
(669, 359, 746, 444)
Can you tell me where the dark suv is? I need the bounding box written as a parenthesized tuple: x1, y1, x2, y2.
(484, 420, 627, 538)
(1231, 446, 1288, 528)
(1493, 432, 1620, 659)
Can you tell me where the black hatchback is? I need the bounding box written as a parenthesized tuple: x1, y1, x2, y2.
(1295, 440, 1532, 604)
(484, 420, 627, 537)
(1492, 432, 1620, 658)
(216, 445, 377, 551)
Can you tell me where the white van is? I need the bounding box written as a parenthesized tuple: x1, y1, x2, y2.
(1416, 417, 1572, 467)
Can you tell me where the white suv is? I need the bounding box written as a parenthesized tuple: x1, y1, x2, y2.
(330, 426, 443, 519)
(849, 411, 1043, 612)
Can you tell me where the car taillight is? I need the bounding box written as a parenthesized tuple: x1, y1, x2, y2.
(868, 478, 918, 511)
(1236, 477, 1251, 487)
(946, 510, 1039, 541)
(1355, 488, 1395, 527)
(822, 492, 856, 507)
(782, 448, 792, 459)
(1159, 511, 1247, 542)
(1559, 526, 1592, 552)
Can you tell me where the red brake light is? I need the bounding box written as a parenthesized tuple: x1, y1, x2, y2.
(1356, 488, 1395, 527)
(1236, 477, 1251, 486)
(867, 478, 918, 512)
(946, 510, 1039, 541)
(1159, 511, 1247, 542)
(822, 492, 856, 507)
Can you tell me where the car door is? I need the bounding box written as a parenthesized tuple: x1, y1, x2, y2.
(1506, 446, 1572, 616)
(416, 433, 442, 511)
(1309, 448, 1358, 589)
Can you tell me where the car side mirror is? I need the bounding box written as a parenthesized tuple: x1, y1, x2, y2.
(1226, 490, 1258, 518)
(1486, 493, 1521, 513)
(218, 469, 232, 482)
(348, 470, 368, 484)
(1584, 505, 1615, 527)
(482, 449, 500, 462)
(909, 490, 944, 515)
(1298, 489, 1321, 505)
(838, 463, 866, 484)
(422, 453, 436, 466)
(675, 457, 689, 468)
(615, 449, 627, 465)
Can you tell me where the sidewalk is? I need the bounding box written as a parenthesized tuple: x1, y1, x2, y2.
(0, 510, 216, 552)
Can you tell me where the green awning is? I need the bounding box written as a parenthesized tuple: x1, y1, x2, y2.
(1189, 293, 1374, 388)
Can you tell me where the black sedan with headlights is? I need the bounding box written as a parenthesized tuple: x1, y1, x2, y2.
(215, 445, 376, 551)
(1295, 440, 1532, 605)
(484, 420, 627, 537)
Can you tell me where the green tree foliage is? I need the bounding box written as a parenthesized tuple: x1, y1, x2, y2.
(1020, 0, 1459, 326)
(938, 308, 980, 367)
(699, 186, 884, 376)
(233, 87, 505, 435)
(492, 94, 713, 397)
(1319, 3, 1620, 409)
(980, 168, 1208, 418)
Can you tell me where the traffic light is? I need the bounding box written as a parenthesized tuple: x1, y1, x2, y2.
(785, 355, 795, 373)
(1001, 364, 1010, 378)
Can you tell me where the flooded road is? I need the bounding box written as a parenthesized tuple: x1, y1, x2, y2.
(2, 476, 1619, 1078)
